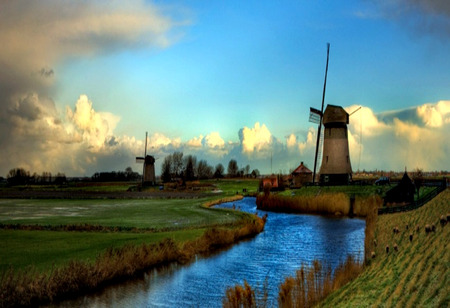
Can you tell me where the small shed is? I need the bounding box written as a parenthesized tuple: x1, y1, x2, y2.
(260, 175, 279, 191)
(291, 162, 313, 187)
(384, 172, 415, 205)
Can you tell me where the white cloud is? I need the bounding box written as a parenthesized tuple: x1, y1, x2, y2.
(204, 132, 225, 148)
(416, 100, 450, 127)
(239, 122, 273, 155)
(187, 135, 204, 148)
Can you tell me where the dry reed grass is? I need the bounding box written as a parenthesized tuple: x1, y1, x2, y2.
(203, 195, 244, 208)
(256, 193, 382, 217)
(0, 215, 265, 307)
(223, 256, 363, 308)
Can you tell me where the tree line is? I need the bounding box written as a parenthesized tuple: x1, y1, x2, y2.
(4, 168, 67, 186)
(160, 151, 260, 183)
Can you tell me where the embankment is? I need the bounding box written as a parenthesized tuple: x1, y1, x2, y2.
(319, 188, 449, 307)
(256, 192, 382, 217)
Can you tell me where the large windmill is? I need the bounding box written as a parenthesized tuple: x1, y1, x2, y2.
(136, 132, 156, 186)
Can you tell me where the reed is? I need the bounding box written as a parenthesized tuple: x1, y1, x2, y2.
(256, 193, 382, 217)
(0, 215, 265, 308)
(203, 195, 244, 208)
(223, 256, 362, 308)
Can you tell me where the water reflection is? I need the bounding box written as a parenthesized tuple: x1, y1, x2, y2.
(57, 197, 365, 307)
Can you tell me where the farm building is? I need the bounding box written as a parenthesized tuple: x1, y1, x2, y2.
(260, 175, 279, 191)
(291, 162, 312, 187)
(384, 171, 415, 205)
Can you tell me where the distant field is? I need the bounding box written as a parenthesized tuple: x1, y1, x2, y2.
(319, 189, 450, 307)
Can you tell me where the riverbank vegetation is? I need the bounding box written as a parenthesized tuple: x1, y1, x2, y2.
(256, 192, 382, 217)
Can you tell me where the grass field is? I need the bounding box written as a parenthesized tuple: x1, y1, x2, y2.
(0, 179, 259, 272)
(319, 188, 450, 307)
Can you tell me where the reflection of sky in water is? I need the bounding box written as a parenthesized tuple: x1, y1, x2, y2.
(57, 197, 365, 308)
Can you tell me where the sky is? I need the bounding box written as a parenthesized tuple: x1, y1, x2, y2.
(0, 0, 449, 177)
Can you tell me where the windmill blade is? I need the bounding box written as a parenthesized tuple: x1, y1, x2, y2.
(136, 157, 145, 163)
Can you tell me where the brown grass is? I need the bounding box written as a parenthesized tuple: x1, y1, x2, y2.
(203, 195, 244, 208)
(223, 256, 363, 308)
(0, 215, 265, 307)
(256, 193, 382, 217)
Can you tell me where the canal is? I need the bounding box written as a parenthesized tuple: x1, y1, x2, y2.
(57, 197, 365, 307)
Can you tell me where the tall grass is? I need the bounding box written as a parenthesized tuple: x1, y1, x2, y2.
(0, 215, 265, 307)
(203, 195, 244, 208)
(223, 256, 363, 308)
(256, 193, 382, 217)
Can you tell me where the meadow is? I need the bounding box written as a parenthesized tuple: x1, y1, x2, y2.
(0, 179, 259, 272)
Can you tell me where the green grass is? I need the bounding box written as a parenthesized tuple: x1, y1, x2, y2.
(0, 198, 247, 229)
(319, 189, 450, 307)
(205, 179, 260, 196)
(0, 229, 203, 271)
(0, 186, 256, 272)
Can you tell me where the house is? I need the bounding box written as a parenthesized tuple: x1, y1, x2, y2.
(384, 171, 416, 205)
(291, 162, 312, 187)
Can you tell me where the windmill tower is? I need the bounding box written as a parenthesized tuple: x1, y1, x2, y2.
(318, 104, 352, 185)
(136, 132, 156, 186)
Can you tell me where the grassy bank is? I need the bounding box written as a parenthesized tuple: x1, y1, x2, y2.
(1, 215, 265, 307)
(256, 193, 382, 217)
(319, 188, 449, 307)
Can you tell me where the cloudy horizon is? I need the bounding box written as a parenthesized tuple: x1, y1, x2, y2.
(1, 0, 449, 177)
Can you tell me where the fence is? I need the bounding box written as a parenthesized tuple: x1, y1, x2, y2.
(378, 181, 447, 215)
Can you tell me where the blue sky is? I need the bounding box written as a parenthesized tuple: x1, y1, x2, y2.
(0, 0, 449, 176)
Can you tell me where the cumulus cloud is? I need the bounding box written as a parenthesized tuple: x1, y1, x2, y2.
(239, 123, 273, 155)
(346, 100, 450, 171)
(187, 135, 204, 148)
(0, 0, 189, 176)
(416, 100, 450, 127)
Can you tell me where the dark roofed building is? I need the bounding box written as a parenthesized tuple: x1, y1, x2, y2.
(384, 171, 416, 205)
(291, 161, 312, 187)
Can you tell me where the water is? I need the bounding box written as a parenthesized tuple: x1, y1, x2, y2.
(58, 197, 365, 307)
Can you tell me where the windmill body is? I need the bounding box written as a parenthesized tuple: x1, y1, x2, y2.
(319, 104, 352, 185)
(144, 155, 156, 186)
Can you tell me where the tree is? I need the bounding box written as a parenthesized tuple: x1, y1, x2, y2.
(7, 168, 29, 185)
(161, 156, 172, 182)
(171, 151, 184, 178)
(184, 155, 197, 181)
(54, 173, 67, 185)
(251, 169, 260, 178)
(245, 164, 250, 177)
(214, 163, 225, 178)
(197, 160, 213, 179)
(227, 159, 239, 178)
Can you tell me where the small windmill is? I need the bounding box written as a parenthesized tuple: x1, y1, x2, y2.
(136, 132, 156, 186)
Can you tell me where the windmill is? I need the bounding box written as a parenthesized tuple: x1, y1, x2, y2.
(136, 132, 156, 186)
(318, 105, 352, 185)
